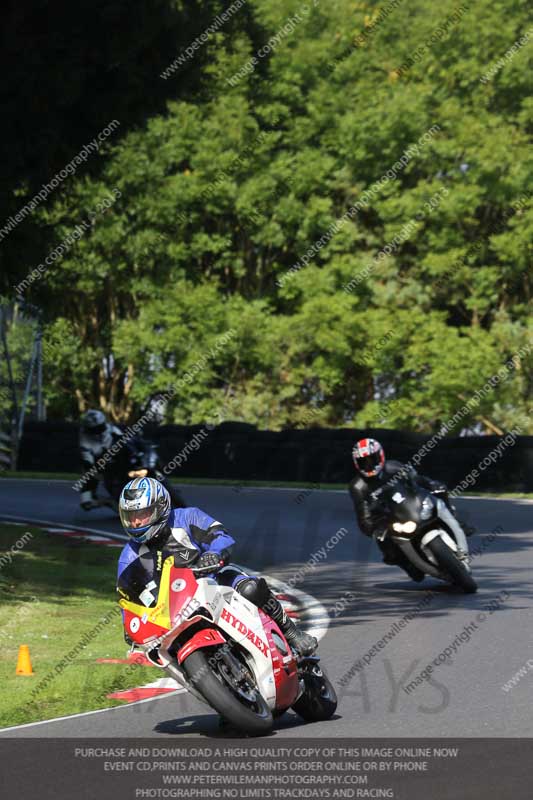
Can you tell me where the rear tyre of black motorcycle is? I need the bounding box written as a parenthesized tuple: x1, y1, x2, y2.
(292, 666, 338, 722)
(182, 650, 273, 736)
(427, 536, 477, 593)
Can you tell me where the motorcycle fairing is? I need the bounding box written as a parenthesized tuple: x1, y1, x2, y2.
(120, 556, 300, 711)
(119, 558, 198, 644)
(176, 629, 226, 663)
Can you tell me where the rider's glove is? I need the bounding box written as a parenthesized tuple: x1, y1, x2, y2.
(197, 551, 224, 571)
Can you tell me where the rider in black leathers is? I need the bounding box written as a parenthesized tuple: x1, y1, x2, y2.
(78, 410, 128, 508)
(349, 438, 464, 581)
(78, 409, 184, 509)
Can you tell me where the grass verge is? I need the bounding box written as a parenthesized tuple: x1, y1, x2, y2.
(0, 523, 153, 729)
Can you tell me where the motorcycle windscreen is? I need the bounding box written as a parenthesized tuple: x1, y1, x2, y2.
(117, 550, 161, 608)
(118, 556, 175, 641)
(119, 556, 203, 641)
(117, 546, 200, 607)
(381, 480, 422, 522)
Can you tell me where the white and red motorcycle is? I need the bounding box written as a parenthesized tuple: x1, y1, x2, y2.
(118, 554, 337, 735)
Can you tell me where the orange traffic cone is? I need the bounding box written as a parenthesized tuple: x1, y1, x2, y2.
(16, 644, 33, 676)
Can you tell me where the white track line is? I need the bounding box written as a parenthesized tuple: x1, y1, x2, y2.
(0, 691, 186, 734)
(0, 514, 128, 541)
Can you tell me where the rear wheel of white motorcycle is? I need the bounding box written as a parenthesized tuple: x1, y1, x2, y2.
(292, 662, 338, 722)
(427, 537, 477, 593)
(182, 650, 273, 736)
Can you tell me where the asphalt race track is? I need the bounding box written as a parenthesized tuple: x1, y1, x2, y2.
(0, 478, 532, 738)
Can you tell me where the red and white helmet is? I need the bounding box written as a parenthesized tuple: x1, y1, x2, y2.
(352, 438, 385, 478)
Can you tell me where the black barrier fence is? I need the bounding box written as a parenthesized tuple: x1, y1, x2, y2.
(14, 421, 533, 491)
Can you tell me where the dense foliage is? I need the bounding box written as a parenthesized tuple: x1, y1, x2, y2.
(1, 0, 532, 433)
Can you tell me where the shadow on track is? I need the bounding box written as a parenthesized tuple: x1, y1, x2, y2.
(154, 709, 343, 738)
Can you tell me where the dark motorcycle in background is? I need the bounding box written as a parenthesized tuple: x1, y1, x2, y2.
(375, 478, 477, 593)
(85, 439, 185, 512)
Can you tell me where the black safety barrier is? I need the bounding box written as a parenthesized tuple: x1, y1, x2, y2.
(14, 420, 533, 491)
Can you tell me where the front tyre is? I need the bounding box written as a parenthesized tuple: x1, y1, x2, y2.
(182, 649, 273, 736)
(427, 536, 477, 594)
(292, 662, 338, 722)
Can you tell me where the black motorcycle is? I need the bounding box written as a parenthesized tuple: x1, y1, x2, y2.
(375, 477, 477, 593)
(89, 438, 185, 511)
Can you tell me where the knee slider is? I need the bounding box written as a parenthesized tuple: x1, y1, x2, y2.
(236, 576, 270, 606)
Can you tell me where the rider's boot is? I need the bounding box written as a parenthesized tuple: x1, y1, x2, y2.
(236, 577, 318, 656)
(265, 593, 318, 656)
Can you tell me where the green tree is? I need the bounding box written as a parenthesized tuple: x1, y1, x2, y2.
(4, 0, 531, 433)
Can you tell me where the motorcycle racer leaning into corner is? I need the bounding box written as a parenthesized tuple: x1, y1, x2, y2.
(349, 437, 473, 582)
(117, 476, 318, 656)
(78, 410, 125, 509)
(78, 409, 184, 510)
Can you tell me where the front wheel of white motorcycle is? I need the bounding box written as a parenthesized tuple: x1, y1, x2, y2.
(182, 649, 273, 736)
(427, 536, 477, 594)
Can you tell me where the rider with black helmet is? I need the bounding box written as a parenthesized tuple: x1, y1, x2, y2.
(349, 438, 459, 581)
